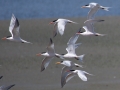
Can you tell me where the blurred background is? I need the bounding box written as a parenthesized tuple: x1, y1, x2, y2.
(0, 0, 120, 90)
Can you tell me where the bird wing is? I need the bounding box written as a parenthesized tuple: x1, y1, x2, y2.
(53, 22, 58, 37)
(67, 32, 79, 45)
(87, 4, 100, 19)
(0, 84, 15, 90)
(57, 21, 66, 35)
(84, 19, 95, 33)
(61, 71, 76, 88)
(0, 76, 3, 79)
(61, 66, 72, 87)
(47, 38, 55, 55)
(77, 70, 87, 81)
(9, 14, 20, 38)
(66, 44, 76, 55)
(41, 57, 54, 72)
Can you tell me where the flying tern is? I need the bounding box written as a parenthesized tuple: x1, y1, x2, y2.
(61, 70, 93, 87)
(36, 38, 60, 72)
(2, 14, 32, 44)
(77, 19, 106, 36)
(82, 2, 111, 19)
(56, 60, 83, 87)
(56, 29, 85, 62)
(50, 18, 78, 37)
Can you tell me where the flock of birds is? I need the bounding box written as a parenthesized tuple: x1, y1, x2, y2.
(1, 2, 111, 89)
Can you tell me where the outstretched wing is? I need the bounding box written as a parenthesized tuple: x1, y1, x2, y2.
(47, 38, 55, 55)
(41, 57, 54, 72)
(9, 14, 20, 38)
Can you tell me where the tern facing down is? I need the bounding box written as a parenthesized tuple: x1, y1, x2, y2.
(36, 38, 60, 72)
(82, 2, 111, 19)
(62, 70, 93, 87)
(2, 14, 32, 44)
(77, 19, 106, 36)
(50, 18, 78, 37)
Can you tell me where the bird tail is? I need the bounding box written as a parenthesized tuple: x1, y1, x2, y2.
(100, 6, 111, 11)
(96, 33, 107, 36)
(55, 53, 64, 59)
(75, 54, 85, 62)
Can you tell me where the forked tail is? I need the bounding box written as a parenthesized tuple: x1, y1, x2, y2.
(75, 54, 85, 62)
(100, 6, 111, 11)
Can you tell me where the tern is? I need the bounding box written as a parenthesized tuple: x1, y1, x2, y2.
(36, 38, 60, 72)
(81, 2, 110, 19)
(50, 18, 78, 37)
(62, 70, 93, 87)
(56, 60, 83, 87)
(77, 19, 105, 36)
(0, 84, 15, 90)
(56, 29, 85, 62)
(2, 14, 32, 44)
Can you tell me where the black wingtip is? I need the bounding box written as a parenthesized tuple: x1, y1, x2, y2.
(0, 76, 3, 79)
(99, 20, 105, 22)
(77, 28, 82, 33)
(50, 38, 53, 43)
(16, 18, 19, 26)
(8, 84, 15, 89)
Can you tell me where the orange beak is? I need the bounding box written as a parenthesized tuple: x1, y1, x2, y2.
(49, 22, 54, 24)
(55, 62, 61, 64)
(2, 37, 7, 40)
(76, 33, 80, 34)
(81, 6, 86, 8)
(36, 53, 41, 56)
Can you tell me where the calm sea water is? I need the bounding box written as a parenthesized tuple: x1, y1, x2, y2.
(0, 0, 119, 20)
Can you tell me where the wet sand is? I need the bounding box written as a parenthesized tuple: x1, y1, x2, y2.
(0, 17, 120, 90)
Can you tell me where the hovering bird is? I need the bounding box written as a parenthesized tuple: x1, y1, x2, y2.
(81, 2, 110, 19)
(49, 18, 78, 37)
(77, 19, 105, 36)
(56, 29, 85, 62)
(62, 70, 93, 87)
(0, 76, 3, 79)
(56, 60, 83, 87)
(2, 14, 32, 44)
(36, 38, 60, 72)
(0, 84, 15, 90)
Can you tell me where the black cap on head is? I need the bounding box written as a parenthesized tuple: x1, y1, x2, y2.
(85, 4, 89, 6)
(52, 19, 57, 22)
(6, 36, 11, 38)
(70, 70, 75, 71)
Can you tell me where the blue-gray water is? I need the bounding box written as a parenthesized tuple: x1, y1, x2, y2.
(0, 0, 120, 20)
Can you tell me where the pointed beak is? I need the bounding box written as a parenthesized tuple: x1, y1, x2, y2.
(2, 37, 7, 40)
(36, 53, 41, 56)
(81, 6, 86, 8)
(76, 33, 80, 34)
(55, 62, 61, 64)
(49, 22, 54, 25)
(66, 70, 70, 72)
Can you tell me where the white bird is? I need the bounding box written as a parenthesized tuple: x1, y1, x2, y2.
(0, 76, 3, 79)
(62, 70, 93, 87)
(81, 2, 111, 19)
(55, 60, 83, 87)
(2, 14, 32, 44)
(36, 38, 60, 72)
(77, 19, 105, 36)
(0, 84, 15, 90)
(56, 29, 85, 62)
(50, 18, 78, 37)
